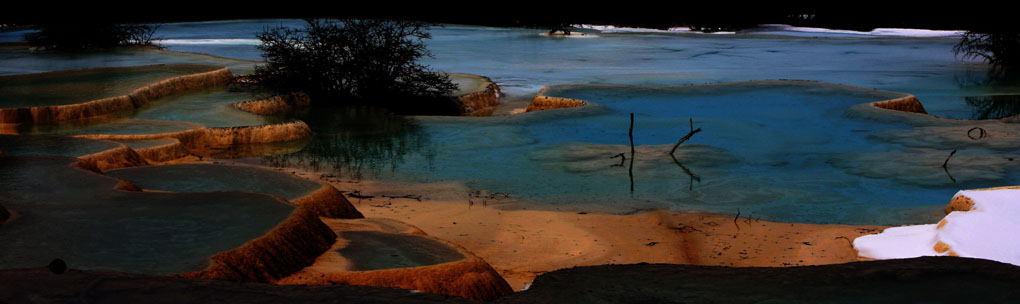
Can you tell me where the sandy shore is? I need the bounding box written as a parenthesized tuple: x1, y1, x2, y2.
(240, 163, 888, 291)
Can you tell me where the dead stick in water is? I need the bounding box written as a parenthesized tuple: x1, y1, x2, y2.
(733, 208, 741, 231)
(670, 118, 702, 155)
(381, 194, 423, 201)
(629, 113, 635, 193)
(611, 153, 626, 167)
(942, 149, 957, 169)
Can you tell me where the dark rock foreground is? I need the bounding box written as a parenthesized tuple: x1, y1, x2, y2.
(499, 256, 1020, 304)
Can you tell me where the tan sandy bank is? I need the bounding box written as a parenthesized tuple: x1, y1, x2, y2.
(268, 166, 886, 291)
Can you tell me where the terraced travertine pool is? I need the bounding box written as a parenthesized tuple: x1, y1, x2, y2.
(0, 156, 295, 275)
(337, 231, 466, 271)
(107, 163, 323, 201)
(0, 65, 221, 108)
(3, 21, 1019, 226)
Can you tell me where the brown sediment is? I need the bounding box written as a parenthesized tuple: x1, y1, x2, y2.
(319, 218, 428, 235)
(944, 185, 1020, 214)
(72, 121, 207, 142)
(934, 241, 951, 253)
(75, 121, 312, 155)
(276, 172, 889, 292)
(291, 183, 365, 219)
(134, 139, 191, 163)
(453, 75, 502, 116)
(464, 106, 496, 117)
(0, 66, 233, 124)
(231, 74, 502, 117)
(946, 195, 975, 213)
(74, 145, 149, 172)
(232, 93, 311, 115)
(283, 257, 513, 302)
(197, 121, 312, 147)
(113, 180, 143, 192)
(176, 207, 337, 283)
(525, 88, 586, 112)
(872, 95, 928, 114)
(278, 221, 514, 301)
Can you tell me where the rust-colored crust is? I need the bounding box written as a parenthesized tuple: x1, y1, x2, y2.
(945, 185, 1020, 214)
(74, 144, 150, 172)
(454, 76, 502, 116)
(872, 95, 928, 114)
(292, 183, 364, 219)
(134, 139, 191, 163)
(0, 66, 233, 124)
(232, 93, 311, 115)
(174, 207, 338, 283)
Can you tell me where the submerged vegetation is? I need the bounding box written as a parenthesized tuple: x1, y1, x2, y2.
(261, 106, 433, 179)
(252, 19, 457, 113)
(966, 95, 1020, 120)
(26, 23, 158, 50)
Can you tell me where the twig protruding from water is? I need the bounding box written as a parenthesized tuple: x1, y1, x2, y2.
(670, 118, 702, 155)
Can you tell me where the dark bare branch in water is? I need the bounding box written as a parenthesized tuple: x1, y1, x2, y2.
(611, 153, 626, 167)
(671, 153, 701, 191)
(835, 236, 853, 248)
(348, 190, 375, 199)
(967, 127, 988, 140)
(943, 149, 958, 184)
(629, 113, 635, 193)
(942, 149, 957, 169)
(670, 118, 702, 155)
(381, 194, 422, 201)
(733, 208, 741, 231)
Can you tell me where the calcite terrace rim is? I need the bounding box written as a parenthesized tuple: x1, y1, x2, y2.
(524, 79, 1020, 123)
(0, 64, 233, 124)
(230, 72, 502, 117)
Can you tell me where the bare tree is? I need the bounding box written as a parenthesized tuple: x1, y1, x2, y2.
(253, 19, 456, 111)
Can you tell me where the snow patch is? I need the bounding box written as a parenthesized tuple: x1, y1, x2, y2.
(521, 282, 532, 291)
(854, 189, 1020, 265)
(572, 24, 734, 35)
(756, 24, 965, 38)
(156, 39, 262, 45)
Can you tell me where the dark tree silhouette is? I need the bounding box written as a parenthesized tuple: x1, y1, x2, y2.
(954, 31, 1020, 73)
(26, 23, 158, 50)
(253, 19, 456, 112)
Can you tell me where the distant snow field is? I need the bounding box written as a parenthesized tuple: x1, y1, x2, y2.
(572, 24, 964, 38)
(156, 39, 262, 45)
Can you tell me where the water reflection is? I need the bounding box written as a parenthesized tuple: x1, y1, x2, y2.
(260, 106, 435, 179)
(966, 94, 1020, 119)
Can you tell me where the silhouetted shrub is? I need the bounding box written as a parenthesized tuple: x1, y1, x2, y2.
(253, 19, 456, 112)
(954, 31, 1020, 72)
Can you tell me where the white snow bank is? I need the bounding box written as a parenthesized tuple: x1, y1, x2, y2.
(573, 24, 960, 37)
(572, 24, 735, 35)
(756, 24, 965, 38)
(156, 39, 262, 45)
(854, 189, 1020, 265)
(853, 224, 939, 259)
